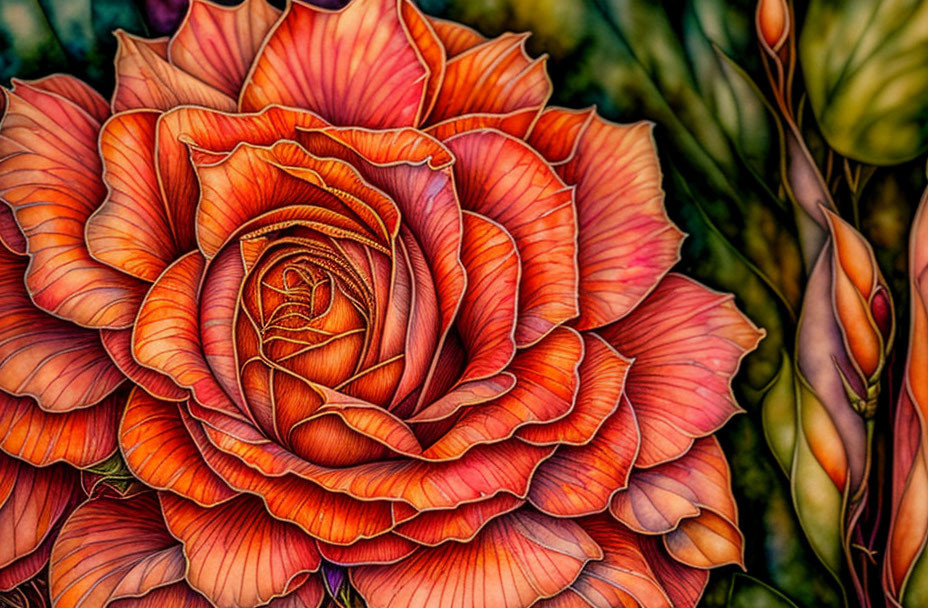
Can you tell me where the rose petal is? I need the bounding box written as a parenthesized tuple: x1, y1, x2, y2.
(0, 455, 79, 570)
(611, 437, 737, 534)
(49, 493, 188, 608)
(599, 274, 763, 466)
(169, 0, 281, 98)
(317, 535, 417, 566)
(528, 395, 639, 516)
(109, 583, 211, 608)
(0, 202, 24, 254)
(86, 110, 180, 282)
(101, 329, 188, 401)
(113, 30, 236, 112)
(427, 33, 550, 124)
(426, 108, 539, 141)
(427, 16, 485, 56)
(353, 510, 602, 608)
(393, 493, 523, 546)
(120, 390, 237, 506)
(445, 129, 578, 346)
(0, 527, 56, 592)
(663, 510, 744, 569)
(160, 492, 321, 608)
(518, 332, 630, 446)
(0, 390, 119, 467)
(546, 112, 684, 330)
(423, 327, 583, 459)
(240, 0, 430, 128)
(0, 246, 125, 411)
(180, 411, 396, 545)
(27, 74, 109, 122)
(0, 80, 146, 327)
(527, 106, 593, 165)
(157, 105, 328, 252)
(455, 211, 519, 383)
(535, 515, 673, 608)
(133, 251, 247, 421)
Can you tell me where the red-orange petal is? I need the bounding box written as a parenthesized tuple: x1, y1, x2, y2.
(0, 390, 119, 467)
(599, 274, 764, 466)
(527, 106, 593, 165)
(27, 74, 109, 122)
(0, 202, 24, 254)
(518, 332, 630, 446)
(86, 109, 179, 282)
(49, 493, 188, 608)
(109, 583, 212, 608)
(423, 327, 583, 459)
(113, 30, 236, 112)
(0, 527, 56, 592)
(181, 411, 396, 545)
(101, 329, 188, 402)
(427, 33, 550, 124)
(550, 113, 684, 330)
(120, 390, 237, 506)
(611, 437, 737, 534)
(455, 211, 519, 383)
(169, 0, 281, 98)
(160, 492, 321, 608)
(194, 141, 387, 258)
(133, 251, 247, 421)
(353, 510, 602, 608)
(528, 395, 639, 516)
(400, 0, 446, 122)
(393, 493, 524, 546)
(156, 105, 328, 252)
(445, 129, 578, 346)
(0, 80, 146, 327)
(535, 515, 673, 608)
(427, 16, 485, 56)
(240, 0, 429, 128)
(663, 510, 745, 569)
(0, 455, 79, 575)
(0, 246, 126, 411)
(426, 108, 539, 141)
(317, 535, 417, 566)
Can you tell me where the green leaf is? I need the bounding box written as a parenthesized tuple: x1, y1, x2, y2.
(728, 574, 800, 608)
(800, 0, 928, 165)
(762, 350, 797, 474)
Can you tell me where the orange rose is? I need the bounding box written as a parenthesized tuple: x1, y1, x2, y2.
(0, 1, 762, 606)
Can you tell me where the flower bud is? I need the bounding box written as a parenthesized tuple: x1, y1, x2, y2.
(757, 0, 788, 50)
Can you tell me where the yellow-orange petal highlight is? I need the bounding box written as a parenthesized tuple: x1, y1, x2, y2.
(757, 0, 788, 49)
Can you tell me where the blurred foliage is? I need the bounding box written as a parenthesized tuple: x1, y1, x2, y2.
(801, 0, 928, 165)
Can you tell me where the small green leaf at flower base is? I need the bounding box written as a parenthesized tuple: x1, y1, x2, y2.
(728, 574, 800, 608)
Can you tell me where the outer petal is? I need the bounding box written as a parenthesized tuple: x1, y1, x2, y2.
(445, 129, 578, 346)
(393, 493, 524, 546)
(0, 455, 80, 576)
(0, 390, 120, 467)
(317, 535, 417, 566)
(540, 112, 685, 330)
(611, 437, 737, 534)
(49, 493, 188, 608)
(0, 527, 57, 591)
(169, 0, 282, 97)
(86, 110, 180, 282)
(240, 0, 430, 128)
(427, 33, 550, 124)
(159, 492, 321, 608)
(352, 510, 602, 608)
(133, 251, 246, 421)
(599, 274, 764, 466)
(112, 30, 236, 112)
(427, 16, 485, 56)
(426, 108, 539, 141)
(120, 390, 237, 506)
(663, 510, 744, 569)
(109, 583, 211, 608)
(0, 246, 125, 411)
(536, 516, 673, 608)
(0, 79, 146, 327)
(528, 395, 639, 516)
(0, 202, 24, 254)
